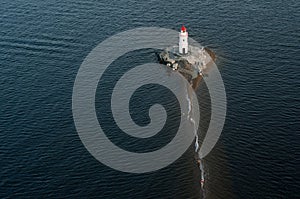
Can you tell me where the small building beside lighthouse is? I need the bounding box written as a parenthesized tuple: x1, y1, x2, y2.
(179, 25, 188, 55)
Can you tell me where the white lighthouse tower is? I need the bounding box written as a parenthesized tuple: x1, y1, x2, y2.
(179, 25, 188, 55)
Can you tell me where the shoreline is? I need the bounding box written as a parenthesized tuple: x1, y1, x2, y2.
(159, 46, 217, 198)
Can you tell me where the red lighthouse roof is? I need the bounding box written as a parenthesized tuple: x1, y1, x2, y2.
(181, 25, 187, 32)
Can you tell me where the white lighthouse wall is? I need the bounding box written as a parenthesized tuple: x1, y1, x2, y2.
(179, 32, 188, 54)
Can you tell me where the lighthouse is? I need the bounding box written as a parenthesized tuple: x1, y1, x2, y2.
(179, 25, 188, 55)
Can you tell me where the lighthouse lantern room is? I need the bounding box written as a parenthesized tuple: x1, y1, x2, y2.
(179, 25, 188, 55)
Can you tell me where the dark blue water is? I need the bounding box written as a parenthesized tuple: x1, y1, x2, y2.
(1, 0, 299, 198)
